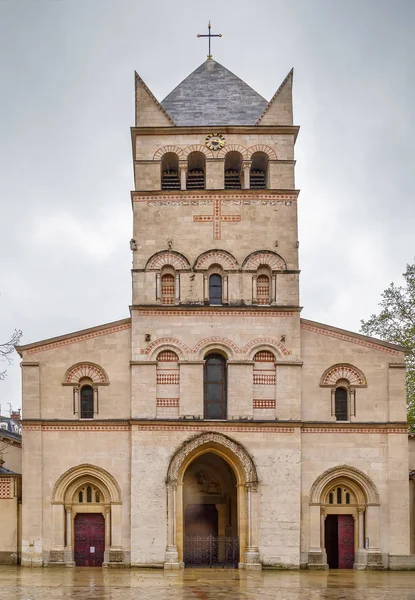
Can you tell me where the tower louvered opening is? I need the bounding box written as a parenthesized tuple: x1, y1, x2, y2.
(161, 153, 180, 190)
(250, 152, 269, 189)
(187, 151, 205, 190)
(224, 151, 243, 189)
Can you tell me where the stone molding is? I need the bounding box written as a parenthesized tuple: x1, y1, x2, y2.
(320, 363, 367, 387)
(52, 463, 121, 503)
(63, 362, 109, 386)
(194, 249, 239, 271)
(167, 431, 258, 485)
(146, 250, 191, 271)
(242, 250, 286, 271)
(309, 464, 379, 505)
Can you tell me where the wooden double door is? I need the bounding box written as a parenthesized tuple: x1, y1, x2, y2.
(325, 514, 355, 569)
(74, 513, 105, 566)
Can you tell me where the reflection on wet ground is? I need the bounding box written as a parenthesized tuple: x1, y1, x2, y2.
(1, 566, 415, 600)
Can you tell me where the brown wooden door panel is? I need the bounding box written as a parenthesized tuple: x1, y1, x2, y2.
(74, 514, 105, 567)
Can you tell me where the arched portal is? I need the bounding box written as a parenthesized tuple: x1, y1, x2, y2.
(164, 432, 260, 570)
(183, 453, 238, 566)
(308, 465, 381, 570)
(50, 464, 124, 567)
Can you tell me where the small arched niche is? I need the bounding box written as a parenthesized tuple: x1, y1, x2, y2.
(161, 153, 180, 190)
(224, 151, 243, 189)
(250, 152, 269, 189)
(187, 152, 205, 190)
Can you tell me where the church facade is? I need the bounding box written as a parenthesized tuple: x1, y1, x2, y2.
(15, 58, 414, 570)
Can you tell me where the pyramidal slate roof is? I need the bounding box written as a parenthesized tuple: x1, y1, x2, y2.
(161, 59, 268, 126)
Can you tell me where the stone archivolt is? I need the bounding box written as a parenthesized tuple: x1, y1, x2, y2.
(309, 465, 379, 505)
(167, 431, 258, 485)
(52, 463, 121, 504)
(194, 249, 239, 271)
(242, 250, 286, 271)
(146, 250, 191, 271)
(64, 362, 109, 385)
(320, 364, 367, 387)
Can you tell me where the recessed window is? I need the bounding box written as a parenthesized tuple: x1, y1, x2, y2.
(209, 274, 222, 305)
(80, 385, 94, 419)
(204, 354, 227, 419)
(335, 387, 348, 421)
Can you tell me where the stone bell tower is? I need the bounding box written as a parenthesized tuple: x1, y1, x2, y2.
(129, 55, 300, 422)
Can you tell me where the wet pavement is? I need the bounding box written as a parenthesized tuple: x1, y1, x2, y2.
(1, 567, 415, 599)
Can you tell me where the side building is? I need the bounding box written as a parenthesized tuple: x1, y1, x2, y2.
(15, 57, 414, 570)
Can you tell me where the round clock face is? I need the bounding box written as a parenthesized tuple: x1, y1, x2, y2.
(205, 133, 226, 151)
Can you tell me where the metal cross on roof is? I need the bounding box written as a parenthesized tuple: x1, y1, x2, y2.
(197, 21, 222, 59)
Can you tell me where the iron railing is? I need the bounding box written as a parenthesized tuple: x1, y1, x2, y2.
(184, 535, 239, 567)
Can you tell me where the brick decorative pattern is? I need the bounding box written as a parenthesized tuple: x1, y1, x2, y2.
(193, 199, 241, 240)
(141, 335, 290, 357)
(157, 350, 179, 362)
(247, 144, 278, 161)
(303, 428, 408, 434)
(133, 192, 297, 205)
(181, 144, 214, 159)
(26, 322, 131, 355)
(253, 373, 276, 385)
(161, 273, 175, 305)
(153, 145, 185, 160)
(257, 274, 270, 304)
(146, 251, 190, 271)
(253, 399, 276, 409)
(156, 398, 180, 407)
(65, 362, 108, 384)
(254, 351, 275, 362)
(156, 373, 180, 385)
(301, 322, 402, 356)
(0, 478, 12, 499)
(244, 251, 286, 271)
(135, 424, 296, 433)
(217, 144, 248, 159)
(321, 364, 366, 386)
(136, 310, 295, 318)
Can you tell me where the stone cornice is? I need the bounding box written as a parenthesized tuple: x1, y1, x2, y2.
(131, 189, 300, 203)
(131, 124, 300, 139)
(21, 419, 408, 435)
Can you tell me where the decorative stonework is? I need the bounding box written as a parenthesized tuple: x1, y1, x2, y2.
(253, 374, 276, 385)
(320, 363, 367, 387)
(52, 463, 121, 503)
(247, 144, 277, 161)
(243, 251, 286, 271)
(109, 550, 124, 563)
(144, 337, 189, 359)
(242, 338, 290, 357)
(24, 320, 131, 356)
(146, 251, 191, 271)
(0, 478, 12, 499)
(301, 321, 402, 356)
(254, 351, 275, 362)
(193, 336, 240, 357)
(196, 250, 239, 271)
(157, 374, 180, 385)
(157, 350, 179, 362)
(217, 144, 248, 159)
(49, 550, 65, 563)
(64, 362, 109, 385)
(156, 398, 179, 407)
(253, 399, 276, 409)
(309, 465, 380, 505)
(153, 145, 185, 160)
(167, 431, 258, 485)
(182, 144, 214, 159)
(193, 199, 241, 240)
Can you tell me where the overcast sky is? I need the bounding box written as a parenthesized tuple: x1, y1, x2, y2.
(1, 0, 414, 412)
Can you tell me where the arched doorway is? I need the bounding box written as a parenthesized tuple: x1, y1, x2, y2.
(164, 432, 260, 570)
(183, 452, 238, 566)
(49, 464, 124, 567)
(308, 465, 382, 570)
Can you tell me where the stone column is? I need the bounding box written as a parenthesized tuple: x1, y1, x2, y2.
(175, 273, 180, 304)
(50, 504, 65, 563)
(203, 274, 209, 303)
(271, 274, 277, 304)
(244, 483, 261, 570)
(320, 508, 325, 549)
(164, 481, 180, 569)
(223, 276, 228, 303)
(110, 504, 122, 549)
(358, 509, 364, 549)
(64, 506, 74, 565)
(156, 273, 161, 301)
(179, 162, 187, 190)
(252, 275, 257, 304)
(307, 505, 328, 569)
(105, 506, 111, 548)
(242, 161, 251, 189)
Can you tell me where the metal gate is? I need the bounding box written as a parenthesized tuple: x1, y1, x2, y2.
(184, 535, 239, 567)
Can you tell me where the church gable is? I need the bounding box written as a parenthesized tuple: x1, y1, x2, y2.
(135, 72, 174, 127)
(256, 69, 294, 126)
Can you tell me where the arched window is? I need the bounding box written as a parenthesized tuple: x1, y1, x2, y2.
(80, 385, 94, 419)
(224, 151, 243, 189)
(250, 152, 269, 189)
(335, 387, 348, 421)
(187, 151, 205, 189)
(204, 354, 227, 419)
(161, 273, 175, 304)
(87, 486, 92, 503)
(257, 274, 270, 304)
(78, 491, 83, 503)
(209, 274, 222, 305)
(161, 152, 180, 190)
(324, 484, 356, 506)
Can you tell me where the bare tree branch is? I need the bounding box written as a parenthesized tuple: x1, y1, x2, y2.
(0, 328, 22, 381)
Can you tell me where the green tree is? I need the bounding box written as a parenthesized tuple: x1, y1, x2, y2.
(361, 261, 415, 427)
